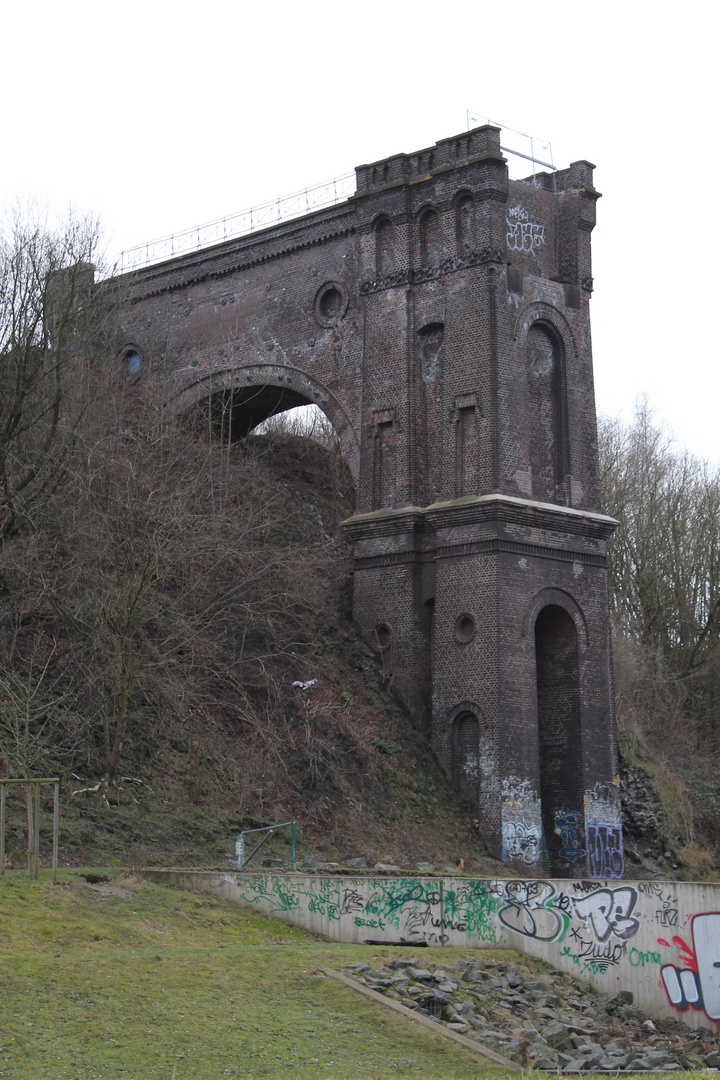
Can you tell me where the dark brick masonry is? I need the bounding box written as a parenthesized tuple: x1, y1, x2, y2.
(111, 125, 620, 877)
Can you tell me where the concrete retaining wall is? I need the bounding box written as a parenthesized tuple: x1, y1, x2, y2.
(143, 870, 720, 1031)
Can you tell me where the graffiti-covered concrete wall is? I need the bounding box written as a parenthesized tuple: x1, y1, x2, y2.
(144, 870, 720, 1032)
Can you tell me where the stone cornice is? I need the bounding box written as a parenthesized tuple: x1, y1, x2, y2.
(424, 493, 618, 539)
(341, 506, 426, 542)
(343, 494, 617, 542)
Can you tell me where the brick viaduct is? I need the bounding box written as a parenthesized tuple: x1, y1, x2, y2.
(112, 125, 622, 879)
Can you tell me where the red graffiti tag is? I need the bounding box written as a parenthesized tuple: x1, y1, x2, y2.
(657, 934, 697, 972)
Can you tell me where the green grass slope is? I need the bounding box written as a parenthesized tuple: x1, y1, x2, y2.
(0, 870, 512, 1080)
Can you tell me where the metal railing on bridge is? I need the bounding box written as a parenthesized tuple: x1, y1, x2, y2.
(118, 173, 356, 273)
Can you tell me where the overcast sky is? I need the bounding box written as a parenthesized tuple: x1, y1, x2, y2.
(3, 2, 716, 461)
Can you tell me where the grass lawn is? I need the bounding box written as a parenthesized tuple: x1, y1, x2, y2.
(0, 869, 515, 1080)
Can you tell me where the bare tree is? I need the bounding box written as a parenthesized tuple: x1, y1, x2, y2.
(0, 206, 104, 540)
(599, 400, 720, 734)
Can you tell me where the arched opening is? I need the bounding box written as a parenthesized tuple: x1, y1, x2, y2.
(451, 711, 480, 806)
(419, 208, 440, 266)
(417, 322, 444, 502)
(187, 382, 316, 443)
(375, 216, 395, 277)
(535, 604, 584, 875)
(526, 322, 567, 504)
(454, 192, 473, 254)
(179, 381, 357, 519)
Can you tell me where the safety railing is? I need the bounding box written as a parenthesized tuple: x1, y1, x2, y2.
(119, 174, 356, 273)
(466, 110, 557, 186)
(235, 820, 297, 871)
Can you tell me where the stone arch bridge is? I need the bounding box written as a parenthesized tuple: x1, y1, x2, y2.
(110, 125, 621, 879)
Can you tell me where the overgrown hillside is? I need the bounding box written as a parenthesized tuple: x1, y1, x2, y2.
(0, 419, 491, 872)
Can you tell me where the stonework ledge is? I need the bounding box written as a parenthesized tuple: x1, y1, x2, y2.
(343, 495, 618, 539)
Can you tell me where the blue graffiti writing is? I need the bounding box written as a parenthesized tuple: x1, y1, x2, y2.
(586, 824, 624, 879)
(554, 811, 586, 862)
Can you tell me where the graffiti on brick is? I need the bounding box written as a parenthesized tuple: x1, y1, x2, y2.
(554, 809, 586, 863)
(463, 753, 480, 781)
(505, 205, 545, 254)
(660, 913, 720, 1024)
(502, 820, 542, 867)
(586, 824, 624, 879)
(501, 776, 543, 868)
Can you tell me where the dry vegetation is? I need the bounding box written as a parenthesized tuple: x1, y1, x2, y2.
(0, 212, 490, 870)
(600, 404, 720, 877)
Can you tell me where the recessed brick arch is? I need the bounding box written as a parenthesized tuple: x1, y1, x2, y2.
(522, 587, 589, 648)
(513, 300, 577, 361)
(534, 603, 584, 876)
(170, 363, 361, 488)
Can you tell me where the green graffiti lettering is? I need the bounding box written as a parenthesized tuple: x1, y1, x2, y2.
(629, 948, 661, 967)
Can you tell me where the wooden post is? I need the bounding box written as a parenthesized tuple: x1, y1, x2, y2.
(33, 782, 40, 880)
(0, 784, 5, 878)
(26, 784, 33, 878)
(52, 782, 59, 885)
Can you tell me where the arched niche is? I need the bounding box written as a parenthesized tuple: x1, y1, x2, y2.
(446, 701, 495, 810)
(418, 207, 441, 266)
(170, 363, 361, 490)
(454, 191, 473, 254)
(514, 302, 575, 506)
(525, 321, 567, 503)
(374, 216, 395, 277)
(522, 587, 588, 648)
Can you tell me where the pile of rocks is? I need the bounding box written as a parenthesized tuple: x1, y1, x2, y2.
(343, 957, 720, 1071)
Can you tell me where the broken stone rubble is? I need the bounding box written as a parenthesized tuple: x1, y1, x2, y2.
(342, 956, 720, 1071)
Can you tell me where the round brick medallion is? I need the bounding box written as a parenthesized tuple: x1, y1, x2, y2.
(314, 281, 348, 327)
(455, 613, 476, 644)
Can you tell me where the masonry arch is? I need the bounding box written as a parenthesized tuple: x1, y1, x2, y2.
(374, 215, 395, 277)
(418, 206, 441, 266)
(534, 602, 585, 876)
(515, 302, 574, 505)
(171, 363, 361, 489)
(522, 586, 588, 647)
(453, 190, 473, 253)
(446, 701, 495, 810)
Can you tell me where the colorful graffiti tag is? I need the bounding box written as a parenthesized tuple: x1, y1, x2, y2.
(660, 912, 720, 1025)
(184, 871, 720, 1032)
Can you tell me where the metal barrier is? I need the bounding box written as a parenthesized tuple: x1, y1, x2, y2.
(235, 820, 297, 871)
(119, 174, 356, 272)
(0, 777, 60, 882)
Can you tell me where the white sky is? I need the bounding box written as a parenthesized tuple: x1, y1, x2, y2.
(3, 1, 716, 461)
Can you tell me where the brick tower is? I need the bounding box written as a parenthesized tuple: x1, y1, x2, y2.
(340, 127, 621, 878)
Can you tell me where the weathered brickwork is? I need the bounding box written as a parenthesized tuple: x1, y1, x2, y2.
(112, 125, 620, 877)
